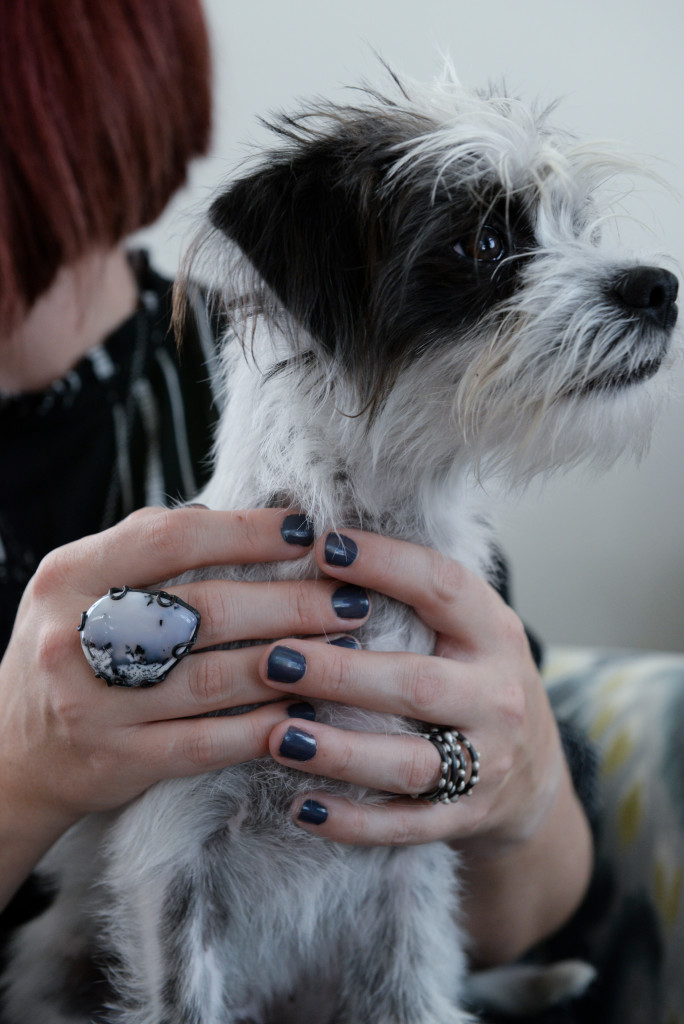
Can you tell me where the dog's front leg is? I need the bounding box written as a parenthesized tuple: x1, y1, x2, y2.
(334, 843, 472, 1024)
(99, 862, 233, 1024)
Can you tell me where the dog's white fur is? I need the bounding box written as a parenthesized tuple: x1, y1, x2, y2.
(2, 69, 680, 1023)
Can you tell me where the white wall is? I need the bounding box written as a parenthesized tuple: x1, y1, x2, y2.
(137, 0, 684, 652)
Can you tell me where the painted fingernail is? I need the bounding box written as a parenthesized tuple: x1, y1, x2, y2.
(331, 585, 369, 620)
(325, 532, 358, 566)
(329, 635, 361, 649)
(281, 514, 315, 547)
(287, 701, 316, 721)
(298, 799, 328, 825)
(267, 646, 306, 683)
(279, 726, 317, 761)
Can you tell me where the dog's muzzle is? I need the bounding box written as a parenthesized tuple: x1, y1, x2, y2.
(612, 265, 679, 332)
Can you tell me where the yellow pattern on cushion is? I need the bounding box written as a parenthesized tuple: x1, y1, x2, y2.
(653, 860, 684, 930)
(603, 728, 636, 775)
(618, 781, 643, 846)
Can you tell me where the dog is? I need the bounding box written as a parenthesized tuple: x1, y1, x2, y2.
(2, 67, 680, 1024)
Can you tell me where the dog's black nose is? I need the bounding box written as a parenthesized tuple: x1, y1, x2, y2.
(613, 266, 679, 329)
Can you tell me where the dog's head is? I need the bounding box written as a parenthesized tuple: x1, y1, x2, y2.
(204, 70, 680, 480)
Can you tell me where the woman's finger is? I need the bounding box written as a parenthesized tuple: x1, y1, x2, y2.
(43, 507, 315, 598)
(312, 528, 513, 650)
(289, 791, 484, 847)
(97, 645, 276, 723)
(268, 719, 444, 796)
(170, 578, 370, 650)
(122, 700, 298, 782)
(258, 638, 480, 725)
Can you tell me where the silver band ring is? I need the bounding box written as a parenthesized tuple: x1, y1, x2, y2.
(78, 586, 201, 687)
(415, 727, 480, 804)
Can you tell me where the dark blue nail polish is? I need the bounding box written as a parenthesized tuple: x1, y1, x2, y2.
(279, 726, 317, 761)
(324, 532, 358, 566)
(298, 799, 328, 825)
(267, 646, 306, 683)
(287, 701, 316, 721)
(281, 514, 314, 546)
(331, 585, 369, 620)
(329, 635, 361, 649)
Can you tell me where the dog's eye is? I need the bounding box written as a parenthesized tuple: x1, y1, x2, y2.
(453, 226, 505, 263)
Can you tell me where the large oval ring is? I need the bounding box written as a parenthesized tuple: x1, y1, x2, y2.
(415, 727, 480, 804)
(78, 587, 201, 688)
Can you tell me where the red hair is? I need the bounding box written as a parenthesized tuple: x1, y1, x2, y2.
(0, 0, 212, 331)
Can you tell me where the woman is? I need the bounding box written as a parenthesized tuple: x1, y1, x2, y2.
(0, 0, 591, 999)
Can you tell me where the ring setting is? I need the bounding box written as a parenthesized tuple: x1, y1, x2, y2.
(416, 727, 480, 804)
(78, 586, 201, 687)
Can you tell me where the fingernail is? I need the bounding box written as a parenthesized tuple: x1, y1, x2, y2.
(281, 514, 314, 547)
(331, 585, 369, 620)
(324, 532, 358, 567)
(329, 635, 361, 649)
(298, 799, 328, 825)
(184, 502, 210, 510)
(287, 701, 316, 721)
(267, 646, 306, 683)
(279, 726, 317, 761)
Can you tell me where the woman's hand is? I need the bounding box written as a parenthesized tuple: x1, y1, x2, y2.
(0, 507, 370, 909)
(260, 528, 593, 965)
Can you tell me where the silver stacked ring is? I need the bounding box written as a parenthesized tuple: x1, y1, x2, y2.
(416, 727, 480, 804)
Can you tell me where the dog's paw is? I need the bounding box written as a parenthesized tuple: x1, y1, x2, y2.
(462, 959, 596, 1017)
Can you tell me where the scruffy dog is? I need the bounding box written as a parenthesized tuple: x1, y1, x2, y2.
(2, 70, 680, 1024)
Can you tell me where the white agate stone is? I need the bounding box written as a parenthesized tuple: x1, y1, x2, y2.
(79, 588, 200, 687)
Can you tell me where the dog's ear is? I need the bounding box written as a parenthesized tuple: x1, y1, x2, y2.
(209, 140, 379, 358)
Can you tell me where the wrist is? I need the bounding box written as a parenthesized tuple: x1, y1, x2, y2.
(0, 771, 79, 913)
(454, 763, 593, 966)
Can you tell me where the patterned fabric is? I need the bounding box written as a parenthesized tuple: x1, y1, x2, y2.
(542, 646, 684, 1023)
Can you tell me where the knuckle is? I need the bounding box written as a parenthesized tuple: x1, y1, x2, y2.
(35, 620, 72, 675)
(427, 556, 466, 607)
(406, 661, 448, 718)
(459, 798, 490, 838)
(481, 746, 514, 797)
(291, 582, 317, 628)
(500, 604, 530, 656)
(196, 585, 231, 643)
(343, 801, 371, 843)
(397, 744, 439, 795)
(319, 648, 349, 700)
(122, 505, 160, 528)
(182, 728, 222, 769)
(498, 677, 527, 731)
(387, 813, 421, 846)
(140, 509, 188, 563)
(81, 742, 114, 783)
(31, 547, 74, 602)
(232, 510, 263, 557)
(374, 542, 404, 586)
(45, 684, 90, 747)
(333, 736, 356, 774)
(48, 689, 82, 730)
(188, 655, 226, 707)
